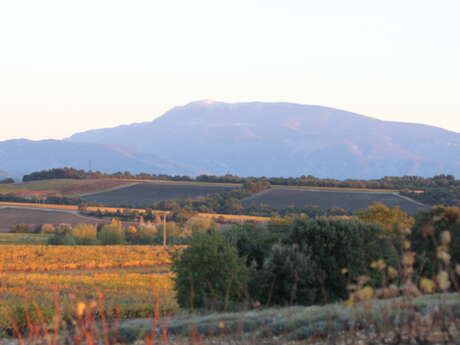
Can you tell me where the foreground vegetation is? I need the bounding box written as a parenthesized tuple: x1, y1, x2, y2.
(0, 245, 178, 334)
(1, 201, 460, 343)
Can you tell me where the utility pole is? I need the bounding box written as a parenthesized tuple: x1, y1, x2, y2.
(163, 213, 167, 246)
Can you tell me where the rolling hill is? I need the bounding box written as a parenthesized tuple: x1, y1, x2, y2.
(69, 101, 460, 179)
(0, 139, 197, 178)
(241, 188, 426, 215)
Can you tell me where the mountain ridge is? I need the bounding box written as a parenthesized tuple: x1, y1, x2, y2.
(1, 101, 459, 179)
(67, 101, 460, 179)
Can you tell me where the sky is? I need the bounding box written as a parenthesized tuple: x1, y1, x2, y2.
(0, 0, 459, 141)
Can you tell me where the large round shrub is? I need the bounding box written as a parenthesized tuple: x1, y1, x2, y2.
(171, 231, 249, 310)
(282, 218, 398, 304)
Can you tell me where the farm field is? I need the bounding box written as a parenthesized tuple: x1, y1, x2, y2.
(0, 232, 51, 244)
(242, 188, 427, 215)
(0, 207, 108, 232)
(81, 182, 239, 207)
(0, 245, 177, 272)
(0, 245, 179, 330)
(0, 179, 133, 197)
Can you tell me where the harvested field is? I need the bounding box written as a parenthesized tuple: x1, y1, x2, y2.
(242, 188, 427, 215)
(0, 179, 133, 197)
(0, 207, 108, 232)
(82, 182, 239, 207)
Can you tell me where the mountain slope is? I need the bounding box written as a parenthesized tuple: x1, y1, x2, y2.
(68, 101, 460, 179)
(0, 139, 197, 178)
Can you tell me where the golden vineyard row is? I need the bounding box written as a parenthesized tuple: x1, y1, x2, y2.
(0, 245, 181, 272)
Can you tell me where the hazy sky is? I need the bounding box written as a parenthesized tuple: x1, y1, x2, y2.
(1, 0, 459, 141)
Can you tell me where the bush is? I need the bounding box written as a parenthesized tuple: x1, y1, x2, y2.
(171, 231, 249, 310)
(355, 202, 415, 236)
(47, 233, 76, 245)
(99, 220, 125, 244)
(0, 178, 14, 184)
(56, 223, 72, 235)
(411, 206, 460, 279)
(184, 216, 218, 234)
(125, 225, 157, 244)
(9, 224, 31, 233)
(40, 224, 55, 234)
(70, 224, 97, 245)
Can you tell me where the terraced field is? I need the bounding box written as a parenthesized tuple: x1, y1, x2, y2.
(0, 207, 108, 232)
(82, 182, 239, 207)
(242, 188, 427, 215)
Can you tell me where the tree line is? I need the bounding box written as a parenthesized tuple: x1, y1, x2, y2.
(21, 168, 460, 206)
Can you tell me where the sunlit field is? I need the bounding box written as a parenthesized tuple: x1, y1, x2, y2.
(0, 245, 179, 332)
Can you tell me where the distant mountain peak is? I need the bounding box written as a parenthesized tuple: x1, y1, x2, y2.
(199, 99, 217, 105)
(35, 101, 460, 179)
(185, 99, 222, 107)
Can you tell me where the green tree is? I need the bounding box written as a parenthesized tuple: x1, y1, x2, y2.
(99, 220, 125, 244)
(171, 231, 249, 310)
(284, 218, 398, 304)
(255, 244, 316, 305)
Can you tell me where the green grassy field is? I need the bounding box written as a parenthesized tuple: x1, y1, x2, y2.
(0, 232, 51, 244)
